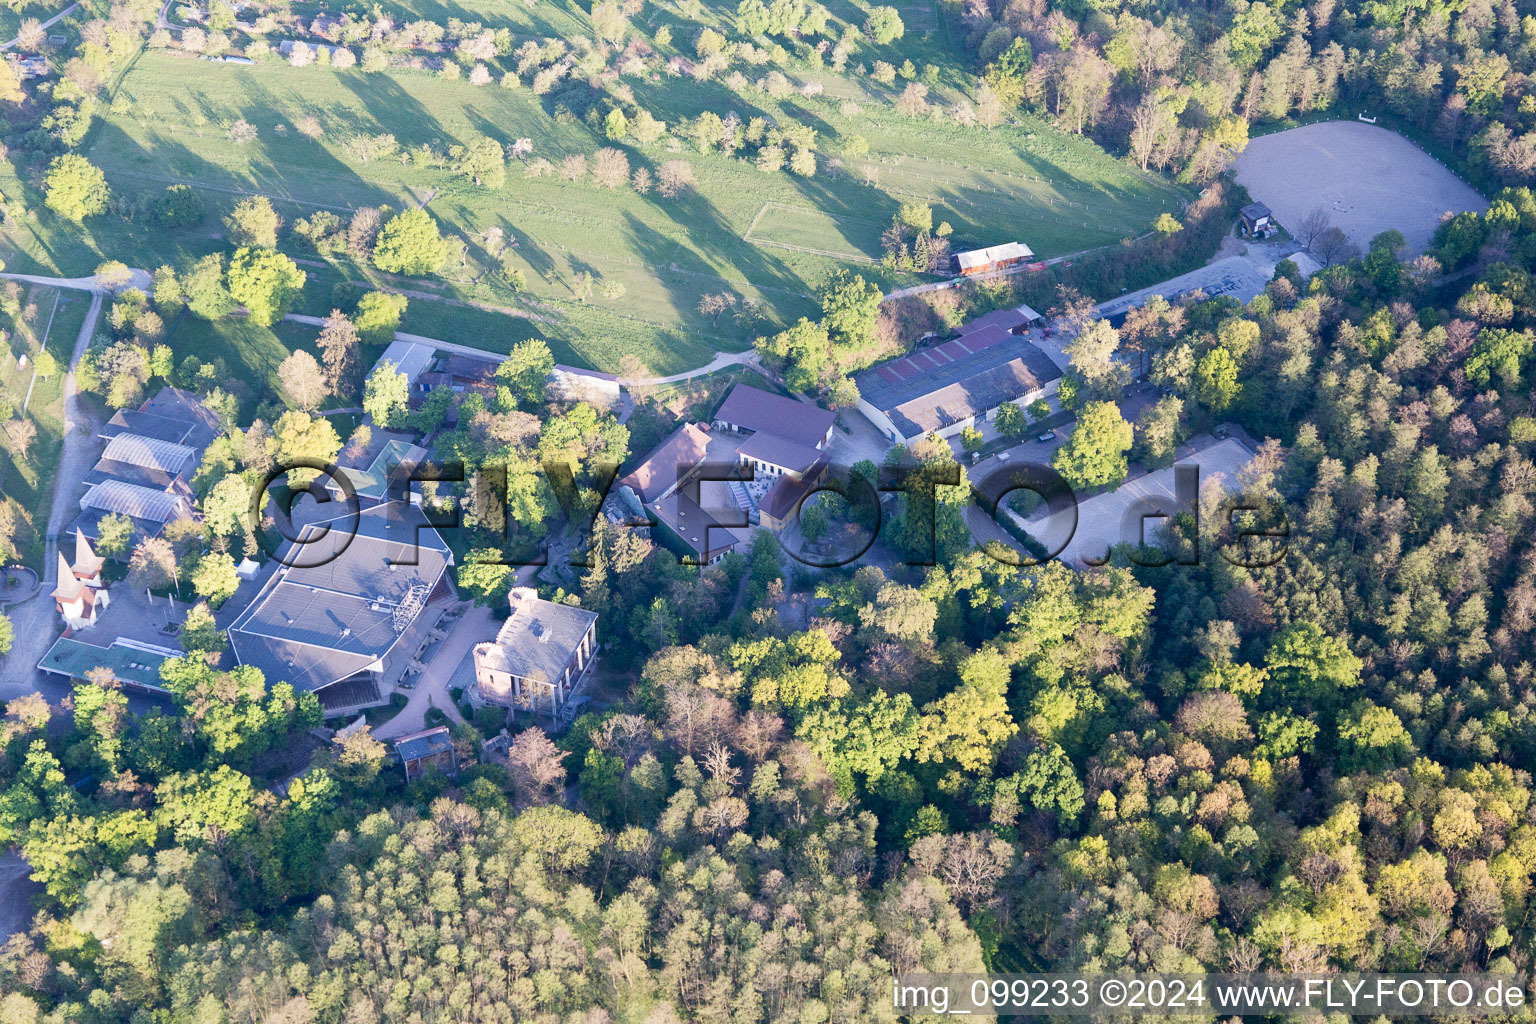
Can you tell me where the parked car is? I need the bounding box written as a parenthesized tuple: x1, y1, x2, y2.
(1037, 431, 1055, 443)
(997, 451, 1010, 461)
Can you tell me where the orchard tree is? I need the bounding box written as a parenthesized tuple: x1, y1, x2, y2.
(224, 196, 281, 248)
(43, 155, 109, 222)
(227, 247, 305, 326)
(372, 209, 450, 275)
(865, 6, 904, 44)
(451, 135, 506, 187)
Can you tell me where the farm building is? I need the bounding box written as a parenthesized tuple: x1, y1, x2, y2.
(471, 587, 598, 724)
(648, 489, 747, 566)
(1240, 202, 1275, 238)
(228, 501, 456, 713)
(375, 340, 436, 387)
(619, 422, 714, 505)
(7, 53, 48, 79)
(953, 242, 1034, 276)
(712, 384, 837, 451)
(758, 461, 830, 531)
(71, 387, 220, 549)
(376, 342, 622, 412)
(551, 364, 622, 411)
(853, 311, 1062, 444)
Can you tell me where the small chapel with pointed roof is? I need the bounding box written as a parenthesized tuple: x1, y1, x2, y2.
(52, 530, 110, 630)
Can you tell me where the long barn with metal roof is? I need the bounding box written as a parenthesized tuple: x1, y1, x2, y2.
(853, 310, 1061, 444)
(72, 386, 220, 550)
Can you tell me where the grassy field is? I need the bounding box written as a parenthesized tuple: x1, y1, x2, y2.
(0, 0, 73, 49)
(745, 202, 884, 261)
(0, 0, 1186, 378)
(0, 283, 89, 566)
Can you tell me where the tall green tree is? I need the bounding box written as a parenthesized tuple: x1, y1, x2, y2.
(372, 209, 450, 275)
(363, 359, 410, 427)
(43, 154, 109, 221)
(1051, 400, 1133, 490)
(227, 247, 306, 327)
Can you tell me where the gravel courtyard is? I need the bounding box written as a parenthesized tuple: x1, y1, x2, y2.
(1023, 436, 1257, 569)
(1234, 121, 1488, 255)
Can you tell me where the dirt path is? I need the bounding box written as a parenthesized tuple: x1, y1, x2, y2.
(882, 230, 1163, 302)
(283, 313, 758, 386)
(0, 269, 151, 293)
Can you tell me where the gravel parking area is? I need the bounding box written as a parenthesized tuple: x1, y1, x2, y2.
(1035, 436, 1256, 569)
(1234, 121, 1487, 255)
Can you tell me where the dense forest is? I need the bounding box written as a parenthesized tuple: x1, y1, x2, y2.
(4, 191, 1536, 1018)
(958, 0, 1536, 188)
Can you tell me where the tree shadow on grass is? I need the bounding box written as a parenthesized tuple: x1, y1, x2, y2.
(331, 68, 453, 152)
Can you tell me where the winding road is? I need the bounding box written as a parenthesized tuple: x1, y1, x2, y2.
(0, 270, 129, 689)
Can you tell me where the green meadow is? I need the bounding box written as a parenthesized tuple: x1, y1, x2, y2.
(0, 0, 1185, 379)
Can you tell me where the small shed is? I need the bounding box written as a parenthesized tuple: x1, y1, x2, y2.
(394, 726, 458, 782)
(236, 556, 261, 580)
(1239, 202, 1274, 238)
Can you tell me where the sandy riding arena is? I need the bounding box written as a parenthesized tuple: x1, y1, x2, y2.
(1234, 121, 1488, 256)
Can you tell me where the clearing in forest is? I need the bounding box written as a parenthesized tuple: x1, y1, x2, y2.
(1233, 121, 1488, 256)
